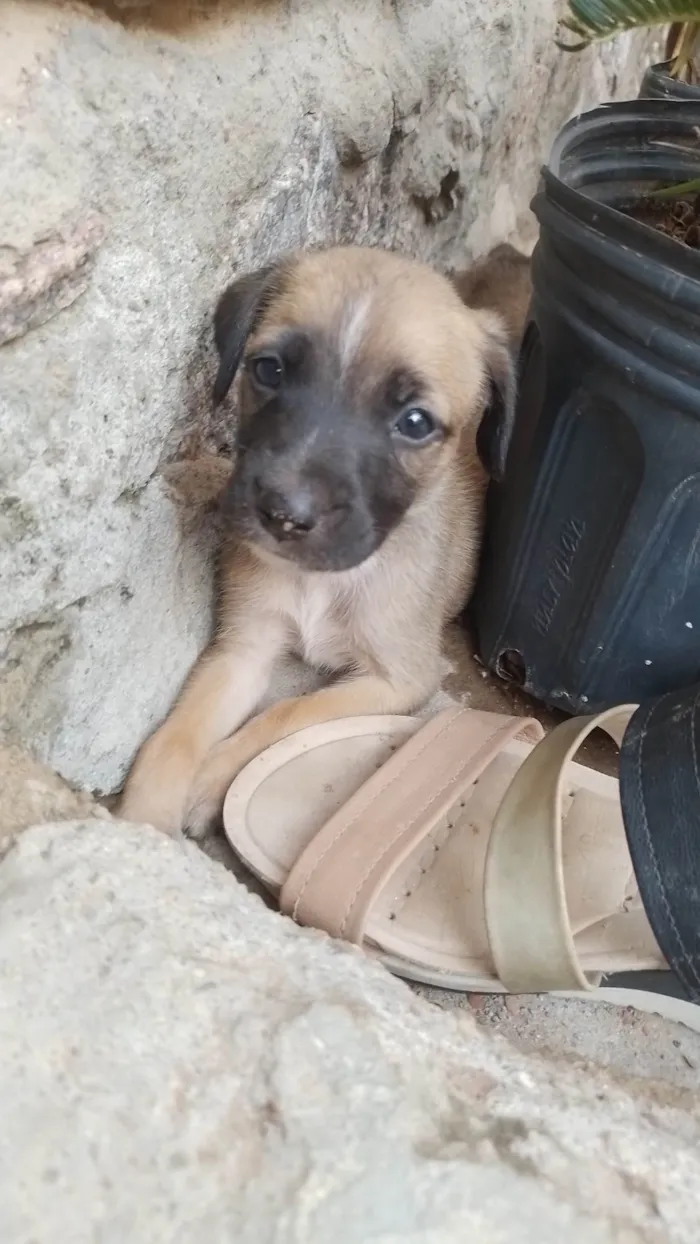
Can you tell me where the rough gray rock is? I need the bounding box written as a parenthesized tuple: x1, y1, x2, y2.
(0, 0, 646, 793)
(0, 818, 698, 1244)
(0, 212, 107, 346)
(0, 742, 104, 856)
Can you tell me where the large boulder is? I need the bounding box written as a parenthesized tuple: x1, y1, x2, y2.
(0, 0, 645, 793)
(1, 817, 698, 1243)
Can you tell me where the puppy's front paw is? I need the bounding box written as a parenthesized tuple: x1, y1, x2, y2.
(183, 741, 243, 840)
(182, 794, 221, 841)
(119, 730, 196, 839)
(118, 788, 186, 841)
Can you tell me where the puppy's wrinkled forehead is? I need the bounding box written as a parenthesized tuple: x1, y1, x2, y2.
(249, 248, 489, 422)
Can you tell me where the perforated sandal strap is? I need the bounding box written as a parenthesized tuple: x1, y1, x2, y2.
(484, 704, 638, 993)
(279, 706, 544, 944)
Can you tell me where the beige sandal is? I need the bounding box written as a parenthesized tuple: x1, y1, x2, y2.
(222, 704, 700, 1029)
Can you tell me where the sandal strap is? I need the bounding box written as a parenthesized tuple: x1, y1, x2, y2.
(484, 704, 638, 993)
(280, 705, 544, 944)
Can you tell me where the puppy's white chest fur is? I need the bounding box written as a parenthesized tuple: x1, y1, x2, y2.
(291, 577, 350, 668)
(279, 570, 359, 671)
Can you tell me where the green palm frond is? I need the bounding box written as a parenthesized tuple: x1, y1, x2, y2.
(560, 0, 700, 49)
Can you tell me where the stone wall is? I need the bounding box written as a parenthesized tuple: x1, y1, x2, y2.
(0, 0, 645, 794)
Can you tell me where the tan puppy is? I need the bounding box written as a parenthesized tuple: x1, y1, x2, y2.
(120, 246, 518, 837)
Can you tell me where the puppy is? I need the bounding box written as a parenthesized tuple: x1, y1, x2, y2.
(119, 245, 517, 838)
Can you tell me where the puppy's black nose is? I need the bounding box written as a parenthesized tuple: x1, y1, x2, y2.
(255, 485, 317, 539)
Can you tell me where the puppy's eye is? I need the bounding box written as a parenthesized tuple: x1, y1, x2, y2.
(393, 408, 438, 444)
(250, 355, 284, 389)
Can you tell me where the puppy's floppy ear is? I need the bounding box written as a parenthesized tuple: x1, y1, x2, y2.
(212, 262, 285, 405)
(474, 309, 517, 483)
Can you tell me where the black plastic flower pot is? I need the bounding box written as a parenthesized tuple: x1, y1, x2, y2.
(640, 61, 700, 100)
(471, 99, 700, 715)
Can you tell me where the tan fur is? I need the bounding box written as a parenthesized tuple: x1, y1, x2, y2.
(119, 245, 515, 838)
(452, 243, 531, 349)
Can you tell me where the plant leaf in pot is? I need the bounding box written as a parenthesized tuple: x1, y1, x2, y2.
(559, 5, 700, 96)
(471, 99, 700, 714)
(559, 2, 700, 52)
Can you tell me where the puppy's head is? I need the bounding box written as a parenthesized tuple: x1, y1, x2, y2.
(213, 247, 515, 572)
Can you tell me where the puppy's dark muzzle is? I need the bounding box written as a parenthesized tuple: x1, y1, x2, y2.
(254, 477, 356, 545)
(220, 424, 404, 570)
(255, 483, 317, 541)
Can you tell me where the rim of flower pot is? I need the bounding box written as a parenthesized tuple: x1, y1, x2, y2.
(533, 98, 700, 311)
(640, 61, 700, 101)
